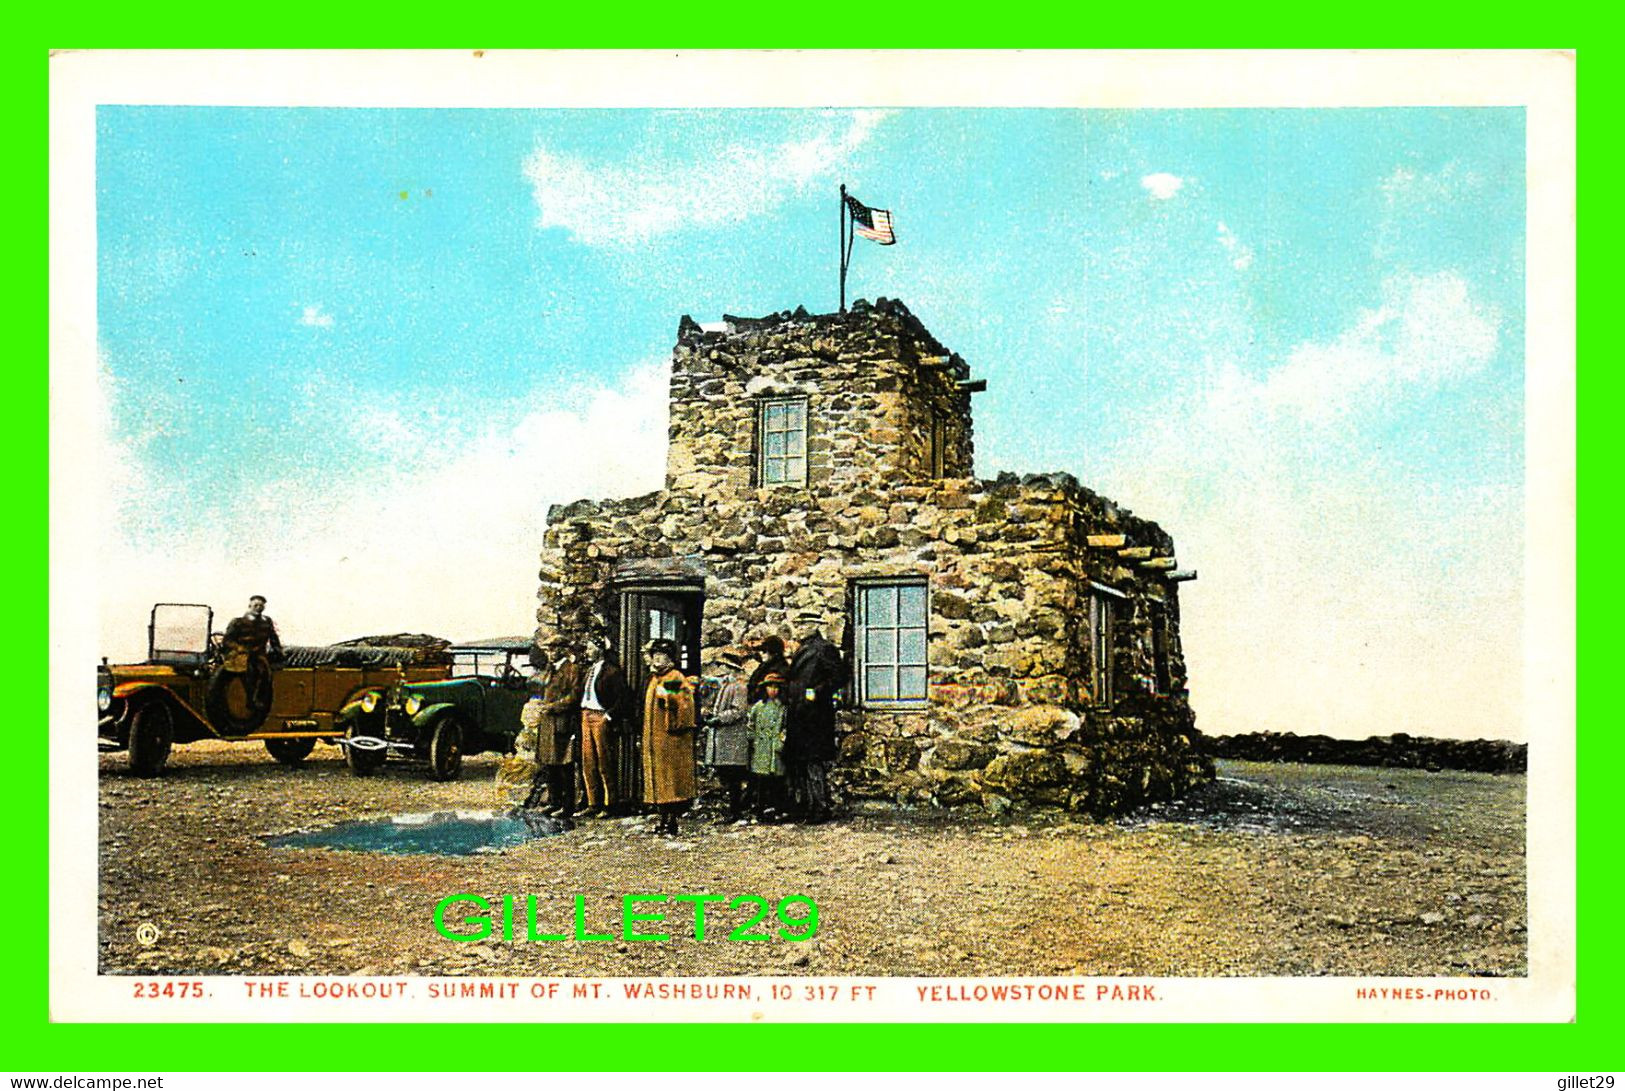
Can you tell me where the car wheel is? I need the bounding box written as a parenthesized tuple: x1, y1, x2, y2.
(428, 715, 465, 782)
(264, 737, 316, 766)
(128, 701, 174, 777)
(345, 721, 388, 776)
(205, 656, 274, 735)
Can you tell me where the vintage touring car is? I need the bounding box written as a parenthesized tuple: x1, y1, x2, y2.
(335, 637, 537, 781)
(97, 603, 452, 776)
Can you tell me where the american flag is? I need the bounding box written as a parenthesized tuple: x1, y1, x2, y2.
(845, 193, 896, 245)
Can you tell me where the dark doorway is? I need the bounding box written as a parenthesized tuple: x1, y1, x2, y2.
(615, 585, 704, 804)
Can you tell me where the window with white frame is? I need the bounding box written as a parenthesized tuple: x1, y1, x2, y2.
(855, 580, 929, 706)
(758, 398, 808, 485)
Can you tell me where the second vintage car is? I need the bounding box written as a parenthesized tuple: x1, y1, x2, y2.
(336, 637, 536, 780)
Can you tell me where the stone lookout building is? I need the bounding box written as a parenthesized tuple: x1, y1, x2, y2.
(536, 298, 1209, 815)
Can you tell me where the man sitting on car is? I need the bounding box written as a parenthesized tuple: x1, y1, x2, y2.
(223, 595, 283, 663)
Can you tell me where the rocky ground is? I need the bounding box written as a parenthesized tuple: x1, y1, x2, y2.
(98, 742, 1526, 977)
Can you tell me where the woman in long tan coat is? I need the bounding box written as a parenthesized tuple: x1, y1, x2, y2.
(640, 639, 697, 836)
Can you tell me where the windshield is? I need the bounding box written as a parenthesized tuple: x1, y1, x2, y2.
(451, 650, 536, 680)
(150, 604, 212, 665)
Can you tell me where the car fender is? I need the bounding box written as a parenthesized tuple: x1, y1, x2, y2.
(111, 683, 212, 740)
(336, 688, 387, 725)
(411, 703, 461, 733)
(113, 680, 175, 701)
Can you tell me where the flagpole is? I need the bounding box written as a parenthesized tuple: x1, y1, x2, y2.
(839, 184, 847, 313)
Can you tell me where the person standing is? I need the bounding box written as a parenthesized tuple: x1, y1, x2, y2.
(578, 636, 632, 818)
(747, 672, 789, 822)
(641, 639, 697, 836)
(703, 646, 752, 822)
(535, 636, 583, 818)
(784, 610, 849, 824)
(746, 635, 791, 703)
(518, 670, 548, 809)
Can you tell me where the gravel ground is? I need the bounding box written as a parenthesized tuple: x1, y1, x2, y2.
(98, 742, 1526, 978)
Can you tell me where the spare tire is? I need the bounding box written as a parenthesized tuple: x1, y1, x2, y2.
(205, 655, 274, 735)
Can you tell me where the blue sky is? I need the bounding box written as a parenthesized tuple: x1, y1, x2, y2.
(96, 106, 1526, 738)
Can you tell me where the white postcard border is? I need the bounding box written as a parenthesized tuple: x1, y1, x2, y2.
(49, 48, 1577, 1024)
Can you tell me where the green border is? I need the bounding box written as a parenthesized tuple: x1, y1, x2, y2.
(23, 26, 1601, 1073)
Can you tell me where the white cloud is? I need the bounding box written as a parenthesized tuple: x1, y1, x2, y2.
(1140, 172, 1185, 200)
(524, 111, 890, 247)
(1092, 271, 1519, 741)
(1261, 272, 1500, 424)
(298, 304, 335, 328)
(1380, 160, 1481, 206)
(97, 362, 671, 661)
(1215, 221, 1254, 271)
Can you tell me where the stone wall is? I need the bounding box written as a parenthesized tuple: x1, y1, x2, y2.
(666, 299, 974, 496)
(536, 301, 1209, 817)
(1206, 732, 1526, 775)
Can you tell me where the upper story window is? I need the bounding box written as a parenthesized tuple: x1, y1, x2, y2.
(758, 398, 808, 486)
(855, 579, 929, 707)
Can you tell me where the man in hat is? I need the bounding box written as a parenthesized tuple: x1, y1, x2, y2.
(531, 635, 583, 819)
(577, 633, 632, 818)
(747, 634, 791, 704)
(784, 609, 849, 824)
(641, 638, 697, 836)
(224, 595, 283, 662)
(703, 646, 752, 822)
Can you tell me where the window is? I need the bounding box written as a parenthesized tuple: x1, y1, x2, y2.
(855, 580, 929, 706)
(929, 410, 947, 477)
(1088, 586, 1121, 707)
(1150, 603, 1172, 696)
(758, 398, 808, 485)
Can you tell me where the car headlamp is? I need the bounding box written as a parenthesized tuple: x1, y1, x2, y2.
(404, 694, 424, 717)
(97, 688, 112, 712)
(360, 691, 380, 714)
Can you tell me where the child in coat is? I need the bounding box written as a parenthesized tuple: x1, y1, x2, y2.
(747, 672, 789, 822)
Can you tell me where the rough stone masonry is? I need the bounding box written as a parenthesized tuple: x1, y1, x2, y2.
(536, 298, 1211, 816)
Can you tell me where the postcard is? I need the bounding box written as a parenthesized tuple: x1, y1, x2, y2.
(48, 49, 1575, 1023)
